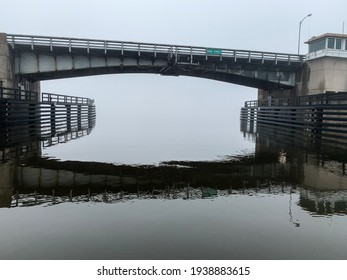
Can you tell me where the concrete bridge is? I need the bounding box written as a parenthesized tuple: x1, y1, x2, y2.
(1, 33, 303, 91)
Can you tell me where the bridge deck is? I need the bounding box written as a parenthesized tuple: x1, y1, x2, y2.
(7, 34, 304, 67)
(6, 34, 303, 89)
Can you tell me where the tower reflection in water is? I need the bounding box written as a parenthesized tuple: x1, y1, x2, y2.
(1, 117, 347, 218)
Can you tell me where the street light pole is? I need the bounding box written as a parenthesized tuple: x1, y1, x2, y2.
(298, 14, 312, 54)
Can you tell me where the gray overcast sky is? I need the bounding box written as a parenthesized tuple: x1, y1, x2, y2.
(2, 0, 347, 90)
(2, 0, 347, 103)
(2, 0, 347, 52)
(1, 0, 347, 146)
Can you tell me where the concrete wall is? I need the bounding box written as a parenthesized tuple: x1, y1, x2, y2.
(0, 33, 14, 88)
(297, 57, 347, 95)
(257, 88, 296, 102)
(258, 56, 347, 99)
(0, 32, 40, 95)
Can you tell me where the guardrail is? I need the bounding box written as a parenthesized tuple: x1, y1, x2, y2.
(7, 34, 304, 65)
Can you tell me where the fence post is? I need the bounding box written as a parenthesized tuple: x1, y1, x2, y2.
(66, 104, 71, 130)
(77, 105, 82, 129)
(51, 102, 56, 135)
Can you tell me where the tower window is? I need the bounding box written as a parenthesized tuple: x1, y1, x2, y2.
(327, 38, 335, 49)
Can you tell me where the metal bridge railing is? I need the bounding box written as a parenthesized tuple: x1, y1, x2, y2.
(7, 34, 304, 65)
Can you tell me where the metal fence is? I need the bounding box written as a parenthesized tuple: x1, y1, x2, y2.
(244, 92, 347, 107)
(42, 92, 94, 105)
(241, 92, 347, 139)
(0, 86, 38, 101)
(0, 86, 95, 144)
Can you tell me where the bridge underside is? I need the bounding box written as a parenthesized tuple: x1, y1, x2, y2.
(14, 47, 298, 90)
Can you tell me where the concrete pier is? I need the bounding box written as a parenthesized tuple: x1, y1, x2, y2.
(0, 33, 14, 88)
(258, 33, 347, 101)
(298, 56, 347, 95)
(258, 55, 347, 100)
(0, 33, 40, 95)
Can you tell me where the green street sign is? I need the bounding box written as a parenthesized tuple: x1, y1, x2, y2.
(206, 48, 222, 55)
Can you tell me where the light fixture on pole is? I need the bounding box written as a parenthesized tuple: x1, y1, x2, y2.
(297, 14, 312, 54)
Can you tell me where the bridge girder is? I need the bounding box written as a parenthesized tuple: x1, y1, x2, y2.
(14, 50, 298, 90)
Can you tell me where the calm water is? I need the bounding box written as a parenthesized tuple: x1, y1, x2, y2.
(1, 89, 347, 260)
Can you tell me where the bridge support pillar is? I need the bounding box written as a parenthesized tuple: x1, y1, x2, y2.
(0, 33, 15, 88)
(296, 58, 347, 95)
(1, 33, 41, 99)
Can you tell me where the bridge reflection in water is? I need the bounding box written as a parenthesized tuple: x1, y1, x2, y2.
(1, 119, 347, 218)
(0, 104, 95, 208)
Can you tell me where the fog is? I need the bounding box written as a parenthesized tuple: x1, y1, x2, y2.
(1, 0, 347, 163)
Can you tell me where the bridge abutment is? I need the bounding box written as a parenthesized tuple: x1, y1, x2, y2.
(296, 57, 347, 95)
(0, 33, 40, 98)
(0, 33, 15, 88)
(258, 55, 347, 101)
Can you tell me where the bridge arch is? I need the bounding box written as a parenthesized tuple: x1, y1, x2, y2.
(8, 34, 303, 90)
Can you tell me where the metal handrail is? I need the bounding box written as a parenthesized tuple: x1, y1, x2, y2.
(7, 34, 305, 65)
